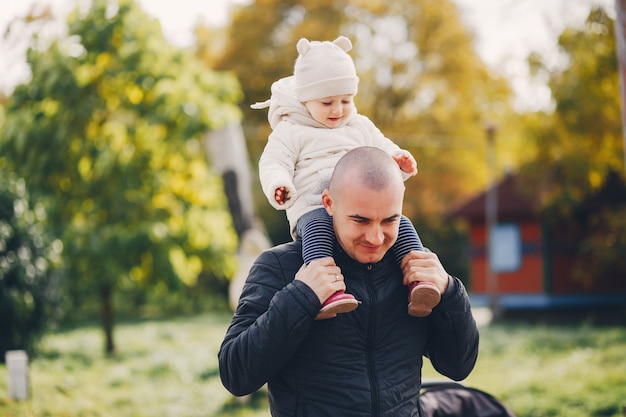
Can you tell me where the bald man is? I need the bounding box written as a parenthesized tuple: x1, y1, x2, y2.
(219, 146, 479, 417)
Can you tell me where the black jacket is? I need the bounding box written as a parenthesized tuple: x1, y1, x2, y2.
(218, 240, 479, 417)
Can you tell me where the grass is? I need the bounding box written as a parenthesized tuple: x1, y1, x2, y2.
(1, 309, 625, 417)
(461, 313, 626, 417)
(0, 312, 268, 417)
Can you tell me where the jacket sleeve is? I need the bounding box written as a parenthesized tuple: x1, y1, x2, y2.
(218, 247, 321, 396)
(357, 115, 413, 181)
(258, 125, 299, 210)
(425, 276, 480, 381)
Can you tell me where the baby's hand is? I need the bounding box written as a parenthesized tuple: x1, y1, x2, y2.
(393, 152, 418, 176)
(274, 187, 290, 205)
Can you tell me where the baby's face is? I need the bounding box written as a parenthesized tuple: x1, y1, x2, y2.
(304, 95, 354, 128)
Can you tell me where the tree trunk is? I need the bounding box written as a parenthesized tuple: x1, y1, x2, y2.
(100, 284, 116, 355)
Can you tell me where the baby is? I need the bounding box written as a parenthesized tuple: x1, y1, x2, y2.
(252, 36, 440, 319)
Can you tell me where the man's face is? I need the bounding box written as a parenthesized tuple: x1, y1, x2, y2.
(322, 179, 404, 264)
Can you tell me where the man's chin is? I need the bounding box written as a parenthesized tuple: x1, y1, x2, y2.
(355, 252, 384, 264)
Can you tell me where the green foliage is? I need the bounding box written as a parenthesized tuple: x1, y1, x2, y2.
(0, 172, 63, 360)
(0, 0, 243, 352)
(344, 0, 513, 214)
(569, 171, 626, 289)
(208, 0, 516, 245)
(520, 6, 626, 288)
(522, 6, 622, 210)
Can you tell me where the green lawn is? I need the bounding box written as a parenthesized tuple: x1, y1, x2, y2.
(457, 313, 626, 417)
(1, 309, 625, 417)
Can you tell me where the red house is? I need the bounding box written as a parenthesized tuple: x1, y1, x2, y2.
(449, 173, 626, 310)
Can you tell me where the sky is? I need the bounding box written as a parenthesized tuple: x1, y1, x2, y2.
(454, 0, 614, 110)
(0, 0, 616, 110)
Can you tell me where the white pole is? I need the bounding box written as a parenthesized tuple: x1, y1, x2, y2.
(615, 0, 626, 173)
(485, 124, 500, 317)
(6, 350, 29, 401)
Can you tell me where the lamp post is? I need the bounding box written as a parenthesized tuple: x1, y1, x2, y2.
(615, 0, 626, 173)
(485, 124, 500, 317)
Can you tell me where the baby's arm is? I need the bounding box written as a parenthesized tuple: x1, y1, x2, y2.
(258, 126, 299, 210)
(358, 115, 418, 177)
(393, 151, 418, 176)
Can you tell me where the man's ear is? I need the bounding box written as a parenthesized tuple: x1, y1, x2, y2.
(321, 190, 333, 215)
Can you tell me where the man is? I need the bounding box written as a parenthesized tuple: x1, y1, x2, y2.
(218, 146, 479, 416)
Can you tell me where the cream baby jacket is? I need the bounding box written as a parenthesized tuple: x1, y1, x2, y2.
(252, 76, 410, 237)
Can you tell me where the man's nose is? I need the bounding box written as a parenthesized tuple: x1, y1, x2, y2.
(364, 224, 384, 245)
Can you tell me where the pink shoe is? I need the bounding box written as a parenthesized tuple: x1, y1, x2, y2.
(408, 282, 441, 317)
(315, 291, 359, 320)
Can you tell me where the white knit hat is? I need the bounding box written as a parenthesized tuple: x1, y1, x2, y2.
(294, 36, 359, 102)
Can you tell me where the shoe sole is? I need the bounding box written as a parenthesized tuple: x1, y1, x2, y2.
(315, 299, 359, 320)
(408, 283, 441, 317)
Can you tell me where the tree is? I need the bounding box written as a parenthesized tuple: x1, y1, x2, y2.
(521, 6, 626, 288)
(205, 0, 515, 245)
(524, 7, 622, 208)
(0, 0, 241, 354)
(0, 172, 63, 360)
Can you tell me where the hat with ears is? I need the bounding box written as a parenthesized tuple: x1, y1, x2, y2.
(294, 36, 359, 102)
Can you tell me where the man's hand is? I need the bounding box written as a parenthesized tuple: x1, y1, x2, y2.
(400, 250, 449, 294)
(295, 257, 345, 304)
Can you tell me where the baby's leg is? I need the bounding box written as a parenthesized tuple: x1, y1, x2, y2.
(298, 209, 335, 265)
(393, 215, 424, 263)
(393, 216, 440, 317)
(296, 209, 359, 320)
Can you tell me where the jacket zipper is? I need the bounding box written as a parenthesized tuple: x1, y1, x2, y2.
(365, 264, 379, 416)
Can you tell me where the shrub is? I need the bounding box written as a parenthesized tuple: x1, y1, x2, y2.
(0, 173, 63, 361)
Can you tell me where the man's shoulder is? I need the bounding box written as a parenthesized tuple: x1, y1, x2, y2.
(265, 239, 301, 253)
(257, 240, 303, 269)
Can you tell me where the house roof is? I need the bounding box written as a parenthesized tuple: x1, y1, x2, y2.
(448, 173, 539, 221)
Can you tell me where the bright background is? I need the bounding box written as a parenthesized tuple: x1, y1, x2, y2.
(0, 0, 615, 109)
